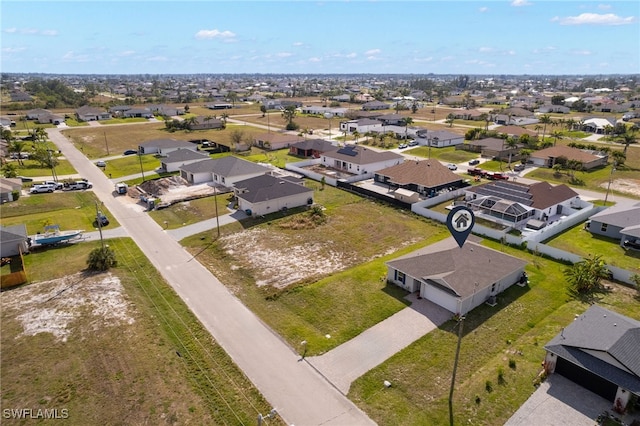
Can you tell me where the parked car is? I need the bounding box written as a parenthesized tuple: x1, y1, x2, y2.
(29, 184, 55, 194)
(513, 164, 525, 172)
(467, 167, 486, 177)
(41, 180, 63, 190)
(468, 159, 480, 166)
(398, 143, 408, 149)
(408, 140, 419, 147)
(123, 149, 137, 156)
(96, 160, 106, 167)
(487, 172, 509, 180)
(447, 163, 458, 170)
(63, 180, 93, 190)
(95, 211, 109, 227)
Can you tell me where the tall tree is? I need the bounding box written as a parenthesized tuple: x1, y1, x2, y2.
(551, 130, 563, 147)
(539, 114, 553, 142)
(281, 105, 297, 130)
(618, 131, 637, 155)
(564, 254, 610, 296)
(401, 117, 414, 140)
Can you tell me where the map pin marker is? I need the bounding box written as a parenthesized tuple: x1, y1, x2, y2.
(446, 206, 475, 248)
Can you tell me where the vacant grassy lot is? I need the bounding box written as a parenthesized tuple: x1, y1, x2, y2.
(148, 192, 233, 229)
(61, 122, 265, 158)
(181, 182, 451, 354)
(544, 222, 640, 273)
(8, 158, 77, 178)
(94, 153, 162, 178)
(405, 145, 479, 163)
(0, 191, 119, 233)
(1, 238, 277, 425)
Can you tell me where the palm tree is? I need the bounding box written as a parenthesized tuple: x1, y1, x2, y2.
(445, 113, 455, 127)
(551, 130, 563, 147)
(352, 130, 360, 144)
(619, 131, 637, 155)
(281, 105, 297, 128)
(505, 136, 518, 169)
(227, 91, 239, 108)
(539, 114, 553, 143)
(566, 118, 576, 131)
(183, 116, 198, 131)
(401, 117, 414, 140)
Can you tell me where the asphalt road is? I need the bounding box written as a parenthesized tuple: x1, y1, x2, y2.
(45, 128, 376, 426)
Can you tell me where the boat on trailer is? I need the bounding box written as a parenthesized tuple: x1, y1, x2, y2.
(33, 225, 84, 246)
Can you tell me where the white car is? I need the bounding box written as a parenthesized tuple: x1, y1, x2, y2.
(447, 163, 458, 170)
(96, 160, 106, 167)
(29, 184, 55, 194)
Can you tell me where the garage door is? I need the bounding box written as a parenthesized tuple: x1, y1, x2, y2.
(555, 357, 618, 401)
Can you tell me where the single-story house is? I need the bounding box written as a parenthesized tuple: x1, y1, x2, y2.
(339, 118, 383, 134)
(253, 132, 305, 150)
(189, 116, 224, 130)
(75, 105, 112, 121)
(123, 108, 154, 118)
(147, 104, 185, 116)
(374, 159, 464, 197)
(414, 130, 465, 147)
(582, 117, 616, 134)
(458, 137, 521, 160)
(108, 105, 133, 116)
(586, 203, 640, 249)
(493, 125, 538, 139)
(160, 149, 210, 173)
(537, 105, 571, 114)
(362, 100, 390, 111)
(138, 138, 197, 155)
(320, 144, 404, 176)
(289, 139, 337, 158)
(299, 106, 349, 117)
(205, 103, 233, 110)
(36, 113, 65, 125)
(493, 115, 539, 126)
(543, 305, 640, 411)
(375, 114, 407, 126)
(452, 109, 485, 121)
(25, 108, 52, 121)
(179, 156, 270, 186)
(0, 178, 23, 203)
(386, 238, 528, 316)
(234, 174, 314, 217)
(530, 146, 608, 170)
(0, 224, 30, 257)
(465, 181, 580, 227)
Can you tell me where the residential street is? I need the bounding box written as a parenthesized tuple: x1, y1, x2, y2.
(45, 128, 376, 426)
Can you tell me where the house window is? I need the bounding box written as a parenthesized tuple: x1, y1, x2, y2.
(395, 271, 406, 284)
(222, 177, 226, 184)
(491, 283, 496, 293)
(601, 223, 608, 232)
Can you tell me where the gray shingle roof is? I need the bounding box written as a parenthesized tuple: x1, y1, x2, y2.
(323, 144, 403, 165)
(163, 149, 209, 162)
(386, 240, 527, 298)
(375, 159, 462, 188)
(208, 156, 270, 178)
(545, 305, 640, 393)
(589, 204, 640, 228)
(235, 174, 312, 203)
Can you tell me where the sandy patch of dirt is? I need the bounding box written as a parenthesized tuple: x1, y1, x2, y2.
(2, 272, 134, 342)
(127, 176, 221, 205)
(600, 178, 640, 198)
(221, 228, 347, 288)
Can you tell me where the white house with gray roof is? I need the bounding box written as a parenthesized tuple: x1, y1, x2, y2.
(543, 305, 640, 411)
(386, 238, 528, 316)
(320, 144, 404, 176)
(586, 203, 640, 249)
(138, 138, 197, 155)
(160, 149, 210, 173)
(234, 174, 314, 216)
(179, 156, 270, 186)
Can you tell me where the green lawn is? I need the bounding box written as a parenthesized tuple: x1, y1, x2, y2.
(94, 154, 162, 178)
(100, 117, 151, 125)
(349, 239, 640, 426)
(544, 222, 640, 273)
(11, 158, 77, 178)
(406, 146, 479, 163)
(0, 191, 119, 234)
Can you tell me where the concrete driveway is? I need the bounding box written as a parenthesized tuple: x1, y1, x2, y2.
(505, 374, 640, 426)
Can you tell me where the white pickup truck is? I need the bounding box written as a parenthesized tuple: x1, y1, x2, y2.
(63, 180, 93, 190)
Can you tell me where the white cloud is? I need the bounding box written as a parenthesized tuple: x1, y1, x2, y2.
(62, 51, 90, 62)
(3, 27, 58, 36)
(479, 7, 489, 13)
(147, 56, 168, 62)
(511, 0, 532, 6)
(194, 29, 236, 40)
(552, 13, 636, 25)
(2, 47, 26, 53)
(479, 47, 494, 53)
(532, 46, 557, 54)
(119, 50, 136, 57)
(364, 49, 381, 56)
(3, 28, 17, 33)
(41, 30, 58, 36)
(570, 49, 592, 56)
(293, 42, 303, 47)
(277, 52, 292, 58)
(309, 57, 322, 63)
(597, 4, 612, 10)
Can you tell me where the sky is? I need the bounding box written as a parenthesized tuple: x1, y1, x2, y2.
(1, 1, 639, 75)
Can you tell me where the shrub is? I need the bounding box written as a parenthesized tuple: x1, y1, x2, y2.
(509, 359, 517, 370)
(498, 368, 505, 385)
(485, 380, 493, 393)
(86, 246, 117, 271)
(475, 395, 481, 405)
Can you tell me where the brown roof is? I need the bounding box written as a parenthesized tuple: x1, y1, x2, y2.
(528, 181, 578, 210)
(376, 159, 462, 187)
(531, 145, 603, 164)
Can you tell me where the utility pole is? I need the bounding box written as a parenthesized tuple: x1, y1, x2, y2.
(95, 201, 105, 249)
(214, 186, 220, 238)
(138, 153, 145, 182)
(448, 315, 465, 426)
